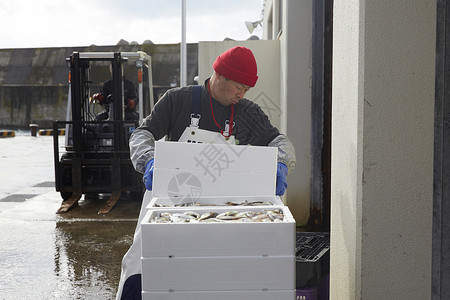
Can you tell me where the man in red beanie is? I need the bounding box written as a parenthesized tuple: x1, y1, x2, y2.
(116, 46, 296, 300)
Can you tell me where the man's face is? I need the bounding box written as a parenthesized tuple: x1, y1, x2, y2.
(214, 75, 250, 106)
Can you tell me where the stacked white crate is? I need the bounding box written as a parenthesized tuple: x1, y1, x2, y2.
(140, 141, 296, 300)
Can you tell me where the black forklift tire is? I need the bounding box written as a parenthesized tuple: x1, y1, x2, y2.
(130, 187, 145, 202)
(84, 193, 99, 201)
(60, 191, 72, 201)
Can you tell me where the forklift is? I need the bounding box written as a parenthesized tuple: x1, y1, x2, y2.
(53, 51, 154, 214)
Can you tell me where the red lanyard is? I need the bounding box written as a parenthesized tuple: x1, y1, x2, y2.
(208, 82, 234, 137)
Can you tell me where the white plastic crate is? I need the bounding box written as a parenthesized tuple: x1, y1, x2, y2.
(140, 141, 296, 297)
(152, 141, 278, 197)
(142, 289, 296, 300)
(140, 206, 296, 258)
(146, 194, 285, 209)
(141, 255, 295, 292)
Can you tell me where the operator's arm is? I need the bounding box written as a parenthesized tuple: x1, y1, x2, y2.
(268, 133, 296, 196)
(235, 99, 296, 173)
(100, 80, 113, 99)
(129, 129, 156, 174)
(234, 99, 296, 196)
(124, 80, 138, 108)
(92, 80, 112, 103)
(269, 134, 296, 174)
(129, 89, 175, 173)
(129, 88, 189, 191)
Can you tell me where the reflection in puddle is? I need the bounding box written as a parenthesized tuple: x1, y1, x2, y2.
(0, 192, 139, 299)
(53, 220, 135, 299)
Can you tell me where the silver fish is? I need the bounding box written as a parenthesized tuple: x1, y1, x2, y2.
(150, 209, 284, 223)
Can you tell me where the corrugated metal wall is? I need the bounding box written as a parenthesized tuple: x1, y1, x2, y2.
(0, 43, 198, 128)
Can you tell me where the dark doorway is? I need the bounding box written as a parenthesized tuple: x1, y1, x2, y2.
(433, 0, 450, 298)
(309, 0, 333, 231)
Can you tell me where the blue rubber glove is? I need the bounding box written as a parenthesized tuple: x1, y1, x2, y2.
(143, 159, 155, 190)
(276, 162, 288, 196)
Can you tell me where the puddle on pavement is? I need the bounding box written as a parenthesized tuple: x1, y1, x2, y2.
(52, 220, 136, 299)
(0, 194, 140, 299)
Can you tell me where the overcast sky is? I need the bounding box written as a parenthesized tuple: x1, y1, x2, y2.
(0, 0, 264, 49)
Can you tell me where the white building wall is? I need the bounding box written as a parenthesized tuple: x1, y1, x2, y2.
(280, 0, 313, 225)
(331, 1, 364, 297)
(332, 0, 435, 298)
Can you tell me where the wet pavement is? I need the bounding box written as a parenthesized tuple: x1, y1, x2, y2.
(0, 134, 141, 300)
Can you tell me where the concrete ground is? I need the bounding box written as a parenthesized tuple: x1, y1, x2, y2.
(0, 133, 141, 300)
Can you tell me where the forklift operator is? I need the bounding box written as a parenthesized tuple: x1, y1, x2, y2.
(117, 46, 297, 300)
(92, 65, 139, 121)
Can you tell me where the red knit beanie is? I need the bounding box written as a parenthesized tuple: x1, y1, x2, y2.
(213, 46, 258, 87)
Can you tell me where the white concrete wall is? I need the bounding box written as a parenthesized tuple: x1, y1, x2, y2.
(262, 0, 281, 40)
(260, 0, 313, 225)
(331, 1, 364, 297)
(332, 0, 435, 298)
(281, 0, 313, 225)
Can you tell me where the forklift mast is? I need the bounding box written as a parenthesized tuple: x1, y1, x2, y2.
(70, 52, 126, 155)
(53, 51, 153, 214)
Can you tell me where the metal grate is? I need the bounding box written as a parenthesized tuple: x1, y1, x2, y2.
(296, 232, 330, 262)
